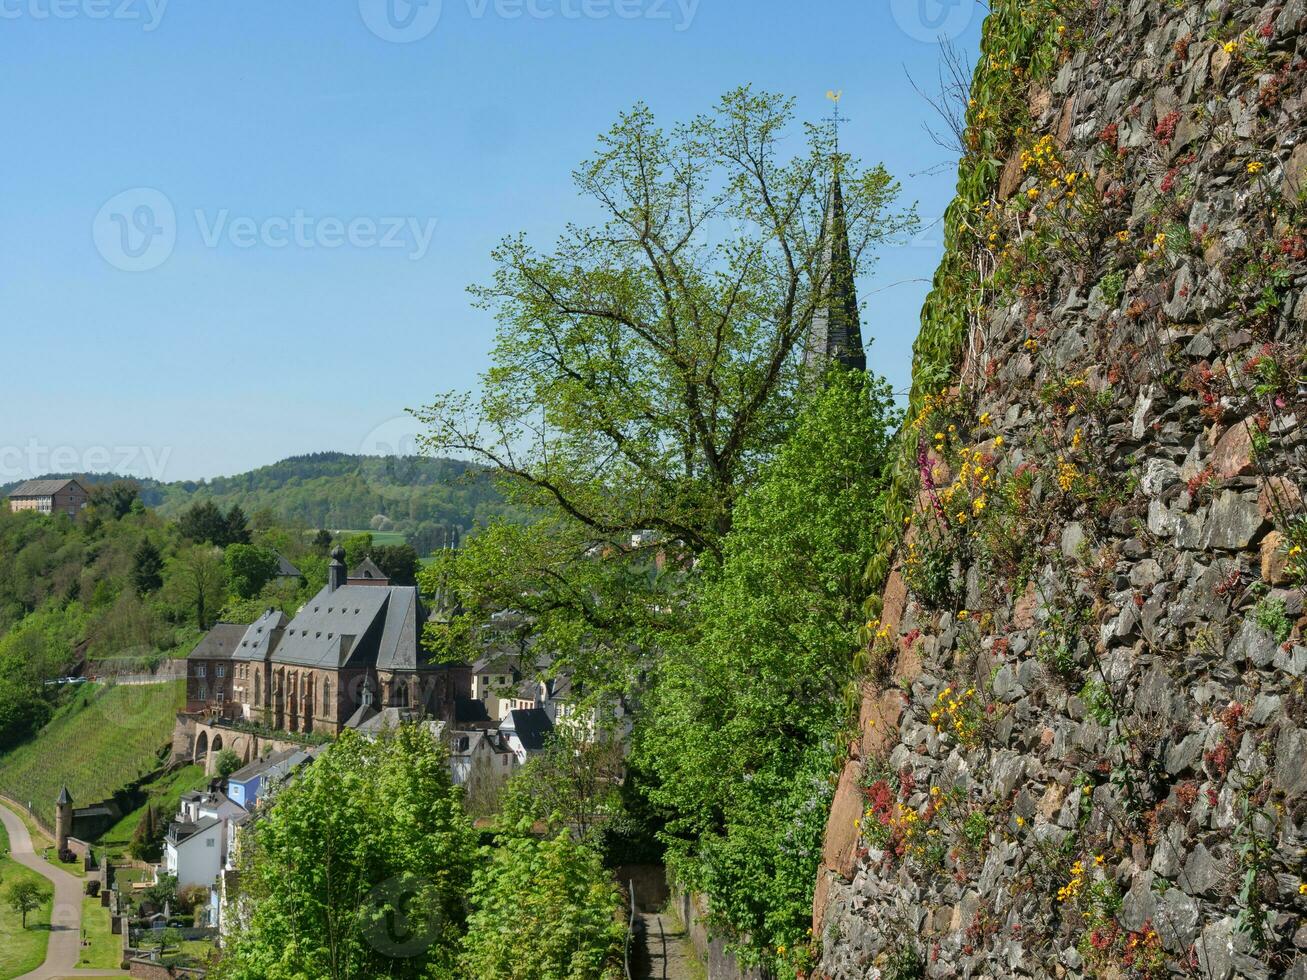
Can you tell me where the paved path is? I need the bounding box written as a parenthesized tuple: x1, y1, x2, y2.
(0, 802, 124, 979)
(634, 910, 698, 980)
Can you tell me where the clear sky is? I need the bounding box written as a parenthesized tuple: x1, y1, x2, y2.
(0, 0, 983, 483)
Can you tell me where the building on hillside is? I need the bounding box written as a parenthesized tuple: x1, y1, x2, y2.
(185, 548, 470, 735)
(274, 553, 302, 583)
(225, 747, 314, 810)
(499, 706, 554, 764)
(162, 788, 244, 889)
(7, 478, 89, 517)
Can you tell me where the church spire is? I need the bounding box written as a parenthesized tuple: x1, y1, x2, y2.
(803, 163, 865, 380)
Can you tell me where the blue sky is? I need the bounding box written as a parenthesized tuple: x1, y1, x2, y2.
(0, 0, 983, 482)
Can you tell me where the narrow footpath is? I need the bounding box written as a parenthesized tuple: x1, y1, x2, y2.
(635, 910, 699, 980)
(0, 802, 123, 979)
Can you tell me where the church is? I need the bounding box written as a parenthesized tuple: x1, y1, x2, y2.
(186, 547, 469, 735)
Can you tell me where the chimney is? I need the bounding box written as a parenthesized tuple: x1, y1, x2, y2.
(328, 546, 346, 593)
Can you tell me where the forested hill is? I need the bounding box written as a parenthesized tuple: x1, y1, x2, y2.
(4, 453, 515, 548)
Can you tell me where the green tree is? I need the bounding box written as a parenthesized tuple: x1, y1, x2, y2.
(89, 479, 141, 520)
(418, 87, 914, 694)
(224, 544, 280, 601)
(459, 831, 624, 980)
(224, 505, 251, 546)
(5, 878, 46, 928)
(214, 748, 243, 779)
(131, 538, 164, 595)
(635, 369, 899, 970)
(341, 532, 373, 571)
(499, 723, 624, 842)
(218, 726, 475, 980)
(370, 544, 419, 587)
(311, 528, 334, 555)
(162, 545, 228, 630)
(177, 501, 229, 546)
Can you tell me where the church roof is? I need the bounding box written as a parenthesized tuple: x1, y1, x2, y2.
(230, 608, 289, 663)
(803, 169, 865, 378)
(189, 623, 248, 661)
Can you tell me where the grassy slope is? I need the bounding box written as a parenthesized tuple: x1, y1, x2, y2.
(95, 763, 208, 862)
(0, 682, 184, 828)
(0, 823, 53, 980)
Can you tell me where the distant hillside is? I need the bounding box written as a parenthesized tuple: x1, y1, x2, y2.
(3, 453, 517, 553)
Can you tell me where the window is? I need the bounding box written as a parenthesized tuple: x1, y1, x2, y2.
(196, 665, 207, 678)
(198, 686, 207, 701)
(206, 838, 215, 848)
(216, 665, 225, 678)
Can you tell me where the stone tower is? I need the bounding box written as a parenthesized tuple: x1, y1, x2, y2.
(803, 167, 865, 381)
(54, 786, 72, 854)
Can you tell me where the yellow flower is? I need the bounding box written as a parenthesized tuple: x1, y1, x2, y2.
(1154, 232, 1167, 249)
(1015, 816, 1025, 828)
(1026, 187, 1040, 201)
(1023, 338, 1039, 352)
(1115, 230, 1130, 243)
(1300, 883, 1307, 895)
(973, 497, 987, 514)
(958, 609, 970, 620)
(1247, 161, 1264, 174)
(1223, 39, 1237, 54)
(1066, 404, 1077, 416)
(1095, 854, 1105, 866)
(1289, 545, 1303, 557)
(934, 431, 946, 441)
(994, 436, 1005, 448)
(930, 786, 941, 797)
(978, 411, 992, 425)
(1057, 24, 1066, 34)
(777, 945, 786, 956)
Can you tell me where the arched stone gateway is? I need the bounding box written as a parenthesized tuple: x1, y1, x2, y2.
(194, 730, 209, 766)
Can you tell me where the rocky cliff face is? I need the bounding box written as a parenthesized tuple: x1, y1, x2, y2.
(816, 1, 1307, 977)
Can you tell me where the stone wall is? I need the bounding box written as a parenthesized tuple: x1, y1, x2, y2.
(817, 1, 1307, 977)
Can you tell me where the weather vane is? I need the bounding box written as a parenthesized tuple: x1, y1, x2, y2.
(826, 89, 845, 156)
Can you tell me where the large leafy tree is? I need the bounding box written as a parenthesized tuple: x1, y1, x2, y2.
(635, 369, 899, 971)
(224, 544, 280, 601)
(459, 831, 625, 980)
(419, 87, 914, 691)
(217, 726, 475, 980)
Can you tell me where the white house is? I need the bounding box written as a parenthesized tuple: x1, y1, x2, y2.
(161, 789, 244, 890)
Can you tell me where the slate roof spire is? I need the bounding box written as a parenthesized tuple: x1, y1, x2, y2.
(804, 163, 865, 381)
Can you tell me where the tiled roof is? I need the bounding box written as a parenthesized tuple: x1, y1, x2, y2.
(8, 478, 81, 499)
(188, 624, 248, 661)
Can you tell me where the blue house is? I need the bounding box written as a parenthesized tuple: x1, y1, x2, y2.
(226, 748, 312, 810)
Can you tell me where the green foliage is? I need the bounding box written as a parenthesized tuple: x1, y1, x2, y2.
(459, 831, 624, 980)
(218, 726, 476, 980)
(1097, 269, 1125, 306)
(131, 537, 164, 595)
(420, 88, 913, 696)
(496, 724, 625, 842)
(370, 544, 420, 587)
(1079, 680, 1115, 726)
(1253, 596, 1291, 644)
(213, 748, 243, 779)
(4, 878, 46, 928)
(224, 544, 280, 601)
(161, 545, 228, 630)
(636, 370, 899, 969)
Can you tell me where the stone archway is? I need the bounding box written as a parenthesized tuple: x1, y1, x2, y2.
(208, 734, 225, 775)
(195, 730, 209, 765)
